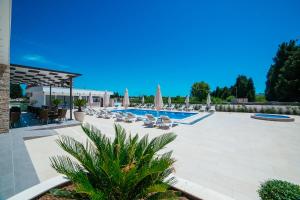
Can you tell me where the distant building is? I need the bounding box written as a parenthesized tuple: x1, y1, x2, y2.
(26, 86, 113, 107)
(234, 98, 248, 103)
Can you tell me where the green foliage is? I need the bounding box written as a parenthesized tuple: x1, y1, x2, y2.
(258, 179, 300, 200)
(211, 75, 255, 102)
(256, 94, 267, 103)
(191, 81, 210, 101)
(10, 84, 23, 99)
(50, 124, 177, 200)
(226, 95, 235, 103)
(265, 40, 300, 102)
(49, 188, 80, 199)
(52, 99, 62, 107)
(74, 99, 87, 112)
(211, 86, 232, 100)
(211, 97, 223, 104)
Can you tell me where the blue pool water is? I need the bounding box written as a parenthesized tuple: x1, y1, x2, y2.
(255, 114, 290, 119)
(112, 109, 197, 120)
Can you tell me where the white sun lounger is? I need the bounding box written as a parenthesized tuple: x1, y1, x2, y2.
(187, 105, 194, 111)
(157, 115, 177, 129)
(124, 112, 137, 122)
(209, 106, 216, 112)
(199, 105, 206, 112)
(143, 114, 156, 127)
(178, 105, 186, 111)
(167, 104, 175, 110)
(115, 112, 125, 121)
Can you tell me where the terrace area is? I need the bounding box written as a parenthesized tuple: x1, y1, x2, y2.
(1, 111, 299, 200)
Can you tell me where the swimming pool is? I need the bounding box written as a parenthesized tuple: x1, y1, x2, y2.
(112, 109, 197, 120)
(251, 113, 295, 122)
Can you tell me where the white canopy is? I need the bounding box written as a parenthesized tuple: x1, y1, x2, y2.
(103, 90, 110, 108)
(185, 95, 190, 106)
(123, 88, 130, 109)
(154, 84, 163, 110)
(141, 96, 145, 104)
(207, 93, 211, 107)
(88, 92, 93, 108)
(168, 96, 171, 105)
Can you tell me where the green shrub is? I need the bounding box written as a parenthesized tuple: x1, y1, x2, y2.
(219, 105, 224, 111)
(278, 107, 283, 114)
(248, 107, 253, 113)
(232, 106, 236, 112)
(253, 107, 257, 113)
(258, 179, 300, 200)
(260, 107, 265, 113)
(50, 124, 178, 199)
(227, 106, 232, 112)
(291, 107, 298, 115)
(285, 109, 291, 115)
(226, 95, 235, 103)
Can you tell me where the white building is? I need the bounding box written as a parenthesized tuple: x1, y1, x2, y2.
(26, 86, 114, 107)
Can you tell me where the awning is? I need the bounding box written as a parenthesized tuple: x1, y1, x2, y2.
(10, 64, 81, 86)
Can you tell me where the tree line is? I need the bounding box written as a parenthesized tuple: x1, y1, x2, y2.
(265, 40, 300, 102)
(191, 75, 256, 102)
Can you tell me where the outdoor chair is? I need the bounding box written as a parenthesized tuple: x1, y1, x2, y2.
(39, 109, 49, 124)
(10, 112, 21, 128)
(57, 109, 67, 121)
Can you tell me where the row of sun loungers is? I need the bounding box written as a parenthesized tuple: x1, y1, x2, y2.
(135, 104, 215, 112)
(84, 108, 177, 129)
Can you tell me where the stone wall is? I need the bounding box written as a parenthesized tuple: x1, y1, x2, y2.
(0, 64, 9, 133)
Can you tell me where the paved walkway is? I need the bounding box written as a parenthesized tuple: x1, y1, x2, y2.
(1, 112, 300, 199)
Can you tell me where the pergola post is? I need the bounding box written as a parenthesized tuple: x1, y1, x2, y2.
(69, 77, 73, 120)
(49, 84, 52, 107)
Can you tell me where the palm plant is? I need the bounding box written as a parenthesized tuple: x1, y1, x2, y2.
(50, 124, 177, 200)
(52, 98, 62, 107)
(74, 99, 87, 112)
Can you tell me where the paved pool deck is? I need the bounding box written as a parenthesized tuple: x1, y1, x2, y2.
(1, 112, 300, 200)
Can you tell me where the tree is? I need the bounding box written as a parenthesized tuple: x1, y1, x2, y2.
(10, 84, 23, 99)
(191, 81, 210, 101)
(274, 48, 300, 101)
(50, 124, 177, 199)
(234, 75, 249, 98)
(246, 78, 255, 102)
(265, 40, 299, 101)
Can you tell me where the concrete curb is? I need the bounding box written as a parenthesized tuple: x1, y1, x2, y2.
(8, 175, 235, 200)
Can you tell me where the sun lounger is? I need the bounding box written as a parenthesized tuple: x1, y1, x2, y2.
(187, 105, 194, 111)
(178, 105, 185, 111)
(199, 105, 206, 112)
(167, 104, 175, 110)
(124, 112, 137, 122)
(157, 115, 177, 129)
(143, 114, 156, 127)
(209, 106, 216, 112)
(115, 112, 125, 121)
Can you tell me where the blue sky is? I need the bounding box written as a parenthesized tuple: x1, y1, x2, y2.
(11, 0, 300, 96)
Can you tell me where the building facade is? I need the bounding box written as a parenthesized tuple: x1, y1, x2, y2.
(26, 86, 114, 107)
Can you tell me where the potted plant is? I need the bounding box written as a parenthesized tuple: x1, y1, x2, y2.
(73, 99, 87, 122)
(50, 124, 178, 199)
(52, 99, 62, 108)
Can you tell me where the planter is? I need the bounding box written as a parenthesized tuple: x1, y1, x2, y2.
(74, 111, 85, 122)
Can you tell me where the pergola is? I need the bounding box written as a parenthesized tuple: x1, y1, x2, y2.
(10, 64, 82, 120)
